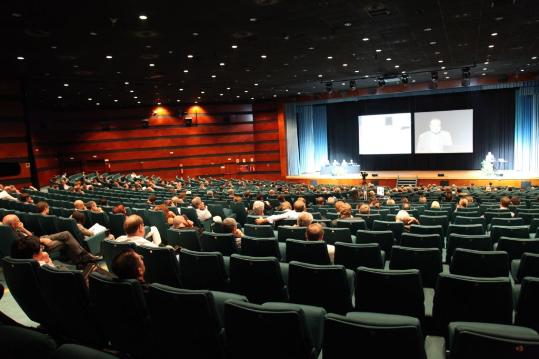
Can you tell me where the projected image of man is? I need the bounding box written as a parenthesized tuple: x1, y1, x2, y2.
(416, 118, 452, 153)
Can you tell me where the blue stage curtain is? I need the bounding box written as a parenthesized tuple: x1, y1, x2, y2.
(285, 103, 301, 175)
(312, 105, 328, 169)
(297, 105, 328, 174)
(514, 86, 539, 172)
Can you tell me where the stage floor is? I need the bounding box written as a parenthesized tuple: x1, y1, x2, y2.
(287, 170, 539, 186)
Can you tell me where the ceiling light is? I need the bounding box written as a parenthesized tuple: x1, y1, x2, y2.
(96, 103, 100, 106)
(424, 27, 432, 32)
(124, 81, 129, 85)
(129, 90, 134, 93)
(394, 65, 400, 68)
(429, 41, 437, 45)
(187, 54, 194, 58)
(362, 37, 369, 41)
(220, 93, 223, 96)
(251, 97, 255, 100)
(488, 44, 495, 48)
(342, 63, 348, 67)
(106, 55, 112, 59)
(254, 83, 259, 86)
(211, 74, 216, 78)
(344, 22, 352, 27)
(231, 45, 238, 49)
(260, 55, 267, 59)
(201, 91, 205, 94)
(483, 67, 488, 71)
(273, 94, 277, 97)
(137, 101, 141, 104)
(149, 63, 155, 67)
(532, 56, 537, 60)
(308, 46, 315, 50)
(482, 73, 486, 76)
(354, 70, 359, 73)
(63, 83, 69, 87)
(376, 49, 382, 52)
(192, 32, 199, 36)
(57, 95, 62, 99)
(88, 98, 92, 101)
(318, 74, 323, 78)
(520, 69, 525, 72)
(327, 56, 333, 59)
(438, 60, 444, 63)
(226, 87, 231, 90)
(484, 61, 489, 64)
(386, 57, 392, 61)
(441, 66, 446, 70)
(236, 95, 240, 98)
(244, 90, 248, 93)
(179, 88, 184, 91)
(219, 62, 225, 66)
(90, 32, 98, 36)
(139, 14, 148, 20)
(133, 96, 138, 99)
(491, 32, 498, 36)
(183, 69, 188, 73)
(16, 56, 24, 60)
(114, 99, 118, 102)
(176, 99, 181, 102)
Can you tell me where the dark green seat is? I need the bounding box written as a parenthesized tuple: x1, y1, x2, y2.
(108, 214, 126, 238)
(491, 217, 525, 227)
(200, 232, 237, 256)
(324, 312, 426, 359)
(101, 238, 137, 271)
(166, 228, 201, 251)
(37, 214, 59, 235)
(146, 210, 168, 241)
(401, 232, 443, 250)
(179, 249, 229, 291)
(354, 214, 380, 230)
(448, 224, 485, 236)
(512, 252, 539, 284)
(0, 224, 18, 258)
(277, 225, 307, 243)
(285, 239, 331, 265)
(356, 230, 395, 259)
(446, 233, 492, 263)
(50, 344, 120, 359)
(26, 212, 45, 236)
(244, 224, 275, 238)
(419, 215, 449, 238)
(88, 211, 110, 227)
(410, 224, 445, 242)
(0, 325, 57, 359)
(324, 227, 353, 245)
(334, 242, 385, 270)
(134, 245, 182, 288)
(335, 219, 366, 236)
(484, 211, 512, 225)
(515, 277, 539, 333)
(241, 236, 282, 260)
(354, 267, 424, 322)
(449, 248, 509, 278)
(389, 246, 442, 288)
(490, 225, 530, 244)
(372, 220, 404, 244)
(497, 237, 539, 260)
(454, 215, 486, 230)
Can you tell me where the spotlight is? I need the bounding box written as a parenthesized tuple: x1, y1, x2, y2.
(325, 82, 333, 93)
(349, 80, 357, 90)
(377, 78, 386, 87)
(461, 67, 471, 87)
(401, 74, 409, 84)
(431, 71, 439, 83)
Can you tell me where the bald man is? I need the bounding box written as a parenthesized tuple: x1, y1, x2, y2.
(115, 214, 161, 247)
(73, 200, 85, 211)
(305, 223, 334, 263)
(255, 200, 305, 224)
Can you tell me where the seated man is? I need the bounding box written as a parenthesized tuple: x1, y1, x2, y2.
(36, 201, 49, 215)
(305, 223, 334, 264)
(222, 217, 243, 248)
(251, 200, 265, 216)
(395, 210, 419, 230)
(18, 193, 33, 204)
(2, 214, 100, 264)
(11, 235, 54, 266)
(499, 196, 515, 216)
(358, 203, 370, 214)
(73, 200, 86, 211)
(86, 201, 104, 213)
(115, 214, 161, 247)
(0, 184, 18, 201)
(111, 249, 148, 292)
(171, 215, 194, 229)
(191, 197, 212, 222)
(255, 200, 305, 225)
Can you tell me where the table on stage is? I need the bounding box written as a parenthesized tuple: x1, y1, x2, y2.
(320, 164, 361, 176)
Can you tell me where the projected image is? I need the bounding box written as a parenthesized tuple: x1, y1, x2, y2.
(414, 109, 473, 153)
(358, 113, 412, 154)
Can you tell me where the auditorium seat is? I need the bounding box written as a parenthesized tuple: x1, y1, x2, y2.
(285, 239, 331, 265)
(224, 300, 325, 359)
(511, 252, 539, 284)
(419, 215, 449, 238)
(240, 235, 283, 261)
(372, 220, 404, 244)
(0, 325, 57, 359)
(335, 219, 366, 236)
(166, 228, 201, 251)
(134, 245, 182, 288)
(454, 215, 486, 230)
(356, 229, 395, 259)
(288, 261, 354, 314)
(354, 213, 380, 230)
(323, 226, 353, 245)
(410, 224, 445, 242)
(101, 238, 136, 271)
(448, 223, 485, 236)
(108, 213, 126, 238)
(37, 214, 59, 235)
(244, 223, 275, 238)
(229, 254, 287, 303)
(179, 249, 229, 291)
(200, 232, 237, 256)
(26, 212, 45, 236)
(50, 344, 120, 359)
(400, 232, 443, 250)
(497, 237, 539, 260)
(56, 217, 106, 255)
(520, 213, 539, 227)
(491, 217, 525, 227)
(277, 225, 307, 242)
(446, 233, 492, 263)
(88, 211, 109, 227)
(354, 267, 425, 322)
(484, 211, 512, 225)
(449, 248, 509, 278)
(515, 276, 539, 332)
(0, 224, 18, 258)
(146, 210, 168, 240)
(490, 225, 530, 244)
(323, 312, 427, 359)
(389, 246, 443, 288)
(333, 242, 385, 270)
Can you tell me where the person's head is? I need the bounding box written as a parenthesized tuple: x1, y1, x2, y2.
(113, 204, 127, 215)
(19, 193, 32, 203)
(147, 195, 157, 204)
(297, 212, 314, 227)
(293, 200, 306, 213)
(71, 210, 86, 225)
(316, 197, 325, 205)
(86, 200, 98, 211)
(340, 203, 352, 218)
(500, 196, 511, 209)
(36, 201, 49, 215)
(171, 196, 180, 205)
(123, 215, 145, 236)
(252, 200, 265, 215)
(73, 200, 85, 210)
(11, 235, 41, 260)
(402, 202, 411, 210)
(335, 200, 346, 213)
(111, 250, 145, 283)
(386, 198, 395, 206)
(458, 198, 468, 208)
(395, 210, 411, 223)
(326, 196, 336, 205)
(222, 218, 238, 234)
(280, 201, 292, 210)
(358, 203, 370, 214)
(431, 201, 440, 209)
(429, 118, 442, 134)
(511, 196, 521, 205)
(306, 223, 324, 242)
(2, 214, 21, 230)
(172, 215, 190, 229)
(191, 197, 204, 209)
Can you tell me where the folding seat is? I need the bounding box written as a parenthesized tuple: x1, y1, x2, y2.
(335, 219, 366, 236)
(491, 217, 525, 227)
(225, 300, 325, 359)
(50, 344, 120, 359)
(229, 202, 248, 226)
(146, 210, 168, 240)
(240, 235, 282, 260)
(147, 284, 246, 359)
(323, 312, 427, 359)
(449, 248, 509, 277)
(530, 218, 539, 234)
(88, 211, 110, 227)
(371, 208, 390, 220)
(37, 214, 59, 235)
(166, 228, 201, 251)
(448, 223, 485, 236)
(520, 213, 539, 227)
(101, 238, 137, 271)
(410, 224, 445, 241)
(355, 229, 395, 259)
(134, 245, 181, 288)
(207, 203, 227, 220)
(454, 215, 486, 230)
(246, 214, 265, 224)
(229, 254, 287, 303)
(372, 220, 404, 244)
(419, 215, 449, 238)
(0, 224, 18, 258)
(512, 252, 539, 284)
(199, 232, 237, 256)
(179, 249, 229, 291)
(446, 233, 492, 263)
(491, 225, 530, 244)
(497, 237, 539, 260)
(389, 246, 443, 288)
(432, 273, 513, 336)
(1, 257, 58, 330)
(515, 276, 539, 333)
(56, 217, 107, 255)
(401, 232, 443, 250)
(354, 213, 380, 230)
(451, 211, 480, 221)
(424, 209, 450, 217)
(334, 242, 384, 270)
(325, 212, 339, 220)
(108, 213, 126, 238)
(288, 261, 353, 314)
(484, 211, 512, 225)
(39, 265, 106, 348)
(448, 321, 539, 359)
(0, 325, 57, 359)
(244, 223, 275, 238)
(354, 267, 424, 322)
(277, 225, 306, 242)
(323, 226, 353, 245)
(131, 207, 150, 224)
(285, 239, 331, 265)
(88, 272, 151, 358)
(26, 212, 45, 236)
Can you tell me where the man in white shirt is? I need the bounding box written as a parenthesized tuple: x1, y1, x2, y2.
(416, 118, 452, 153)
(0, 185, 18, 201)
(255, 200, 305, 224)
(191, 197, 212, 222)
(115, 214, 161, 247)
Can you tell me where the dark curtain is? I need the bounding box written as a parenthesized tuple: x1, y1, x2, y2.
(326, 88, 515, 170)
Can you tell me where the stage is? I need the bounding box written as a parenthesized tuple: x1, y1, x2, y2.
(287, 170, 539, 187)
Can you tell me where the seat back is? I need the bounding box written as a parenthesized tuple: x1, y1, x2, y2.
(56, 217, 85, 243)
(285, 239, 330, 265)
(335, 219, 366, 235)
(454, 215, 486, 230)
(490, 225, 530, 244)
(241, 236, 281, 260)
(334, 242, 384, 270)
(419, 215, 449, 237)
(372, 220, 404, 243)
(49, 344, 120, 359)
(229, 202, 248, 226)
(0, 325, 57, 359)
(446, 233, 492, 263)
(146, 210, 168, 241)
(484, 211, 513, 224)
(108, 214, 126, 238)
(101, 239, 137, 271)
(491, 217, 525, 227)
(410, 224, 445, 242)
(432, 273, 513, 336)
(389, 246, 443, 288)
(88, 211, 109, 227)
(323, 312, 426, 359)
(0, 224, 18, 258)
(324, 227, 353, 245)
(355, 267, 424, 321)
(38, 215, 59, 235)
(26, 212, 45, 236)
(277, 225, 307, 242)
(39, 265, 106, 347)
(516, 277, 539, 332)
(288, 261, 353, 314)
(200, 231, 237, 256)
(354, 214, 381, 230)
(356, 230, 395, 259)
(497, 237, 539, 260)
(134, 245, 181, 287)
(244, 224, 275, 238)
(166, 228, 201, 251)
(450, 248, 509, 277)
(88, 272, 150, 356)
(401, 232, 443, 250)
(179, 249, 228, 291)
(516, 252, 539, 283)
(230, 254, 286, 303)
(448, 224, 485, 236)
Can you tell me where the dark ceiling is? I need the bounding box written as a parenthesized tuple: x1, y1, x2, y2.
(1, 0, 538, 109)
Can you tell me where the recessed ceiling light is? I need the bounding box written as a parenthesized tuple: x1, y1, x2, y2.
(429, 41, 437, 45)
(106, 55, 112, 59)
(482, 73, 486, 76)
(342, 63, 348, 67)
(488, 44, 494, 48)
(443, 71, 448, 75)
(386, 58, 392, 61)
(445, 76, 450, 79)
(365, 75, 369, 78)
(51, 46, 57, 49)
(192, 32, 199, 36)
(90, 32, 98, 36)
(327, 56, 333, 59)
(63, 83, 69, 87)
(376, 49, 382, 52)
(495, 16, 504, 21)
(273, 94, 277, 97)
(249, 17, 257, 22)
(219, 62, 225, 66)
(57, 95, 62, 99)
(139, 14, 148, 20)
(12, 12, 21, 17)
(129, 90, 134, 93)
(211, 74, 216, 78)
(354, 70, 359, 73)
(96, 103, 100, 106)
(441, 66, 446, 70)
(484, 61, 489, 64)
(149, 63, 155, 67)
(424, 27, 432, 32)
(124, 81, 129, 85)
(137, 101, 141, 104)
(395, 65, 400, 68)
(483, 67, 488, 71)
(261, 55, 267, 59)
(201, 91, 205, 94)
(88, 98, 92, 101)
(16, 56, 24, 60)
(344, 22, 352, 27)
(226, 87, 231, 90)
(187, 54, 194, 58)
(183, 69, 188, 73)
(532, 56, 537, 60)
(362, 37, 369, 41)
(231, 45, 238, 49)
(133, 96, 138, 99)
(520, 69, 525, 72)
(308, 46, 315, 50)
(176, 99, 181, 102)
(157, 102, 161, 105)
(114, 99, 118, 102)
(491, 32, 498, 36)
(251, 97, 255, 100)
(236, 95, 240, 98)
(318, 74, 323, 78)
(254, 83, 259, 86)
(438, 60, 444, 63)
(244, 90, 248, 93)
(220, 93, 223, 96)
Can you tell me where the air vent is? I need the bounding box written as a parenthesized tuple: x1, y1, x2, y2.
(367, 5, 391, 17)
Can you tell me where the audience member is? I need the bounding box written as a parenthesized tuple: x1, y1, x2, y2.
(191, 197, 212, 222)
(36, 201, 49, 215)
(358, 203, 370, 214)
(431, 201, 441, 209)
(73, 200, 85, 211)
(116, 214, 161, 247)
(111, 249, 147, 291)
(297, 212, 313, 227)
(11, 235, 54, 266)
(172, 215, 194, 229)
(305, 223, 334, 263)
(255, 200, 304, 224)
(222, 217, 243, 248)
